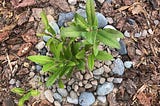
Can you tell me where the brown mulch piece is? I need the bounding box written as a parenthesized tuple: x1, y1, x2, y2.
(17, 43, 33, 57)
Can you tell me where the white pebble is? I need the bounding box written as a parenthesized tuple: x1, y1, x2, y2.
(148, 29, 153, 34)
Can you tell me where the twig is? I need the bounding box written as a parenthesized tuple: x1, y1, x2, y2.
(6, 52, 13, 72)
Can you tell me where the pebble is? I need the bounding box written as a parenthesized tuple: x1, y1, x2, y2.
(105, 61, 112, 66)
(103, 65, 111, 73)
(113, 78, 123, 83)
(29, 71, 35, 77)
(39, 47, 48, 55)
(48, 21, 60, 34)
(67, 96, 78, 104)
(35, 41, 45, 50)
(128, 18, 136, 25)
(136, 49, 142, 55)
(97, 82, 114, 96)
(57, 88, 68, 97)
(15, 80, 20, 87)
(85, 83, 92, 89)
(124, 61, 133, 68)
(134, 32, 141, 37)
(73, 84, 79, 92)
(44, 90, 54, 103)
(67, 86, 72, 92)
(58, 12, 75, 27)
(107, 77, 114, 82)
(118, 39, 127, 55)
(79, 92, 95, 106)
(106, 0, 112, 3)
(9, 79, 16, 85)
(93, 67, 104, 76)
(104, 25, 116, 30)
(91, 80, 98, 86)
(107, 17, 113, 24)
(68, 78, 75, 85)
(76, 9, 87, 18)
(68, 0, 77, 5)
(97, 96, 106, 103)
(99, 77, 106, 84)
(124, 30, 130, 37)
(154, 20, 159, 26)
(36, 65, 42, 71)
(70, 91, 78, 98)
(96, 12, 108, 28)
(53, 93, 62, 103)
(43, 36, 52, 42)
(78, 82, 83, 87)
(148, 29, 153, 34)
(142, 30, 148, 37)
(112, 58, 124, 75)
(98, 0, 105, 4)
(23, 62, 29, 68)
(84, 73, 93, 80)
(75, 72, 83, 80)
(54, 101, 61, 106)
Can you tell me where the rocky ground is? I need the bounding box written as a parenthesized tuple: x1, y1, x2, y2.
(0, 0, 160, 106)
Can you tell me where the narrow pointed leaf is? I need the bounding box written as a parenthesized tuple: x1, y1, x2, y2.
(95, 51, 113, 60)
(74, 13, 88, 29)
(30, 90, 40, 96)
(11, 88, 25, 96)
(76, 49, 85, 59)
(42, 62, 57, 72)
(58, 79, 64, 88)
(88, 54, 94, 70)
(93, 43, 98, 56)
(27, 56, 54, 65)
(103, 28, 124, 38)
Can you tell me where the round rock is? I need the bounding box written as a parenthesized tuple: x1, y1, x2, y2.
(57, 88, 68, 97)
(112, 58, 124, 75)
(79, 92, 95, 106)
(124, 61, 133, 68)
(35, 41, 45, 50)
(97, 82, 114, 96)
(96, 12, 108, 28)
(53, 93, 62, 103)
(44, 90, 54, 103)
(93, 67, 104, 76)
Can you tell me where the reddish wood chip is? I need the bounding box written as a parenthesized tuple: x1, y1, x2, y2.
(18, 11, 30, 25)
(49, 0, 70, 12)
(0, 31, 10, 42)
(137, 92, 151, 106)
(21, 29, 38, 44)
(39, 100, 52, 106)
(17, 43, 32, 56)
(11, 0, 36, 8)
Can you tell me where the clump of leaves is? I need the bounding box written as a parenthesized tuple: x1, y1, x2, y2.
(28, 0, 123, 88)
(11, 88, 40, 106)
(61, 0, 123, 70)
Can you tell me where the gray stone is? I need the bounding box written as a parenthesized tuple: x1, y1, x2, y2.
(112, 58, 124, 75)
(58, 12, 75, 27)
(96, 12, 108, 28)
(9, 79, 16, 85)
(99, 77, 106, 84)
(70, 91, 78, 98)
(35, 65, 42, 71)
(91, 80, 98, 85)
(118, 39, 127, 55)
(124, 61, 133, 68)
(43, 36, 51, 42)
(15, 80, 20, 87)
(148, 29, 153, 34)
(93, 67, 104, 76)
(134, 32, 142, 37)
(54, 101, 61, 106)
(68, 0, 77, 5)
(44, 90, 54, 103)
(107, 77, 114, 82)
(154, 20, 159, 25)
(113, 78, 123, 83)
(97, 82, 114, 96)
(67, 96, 78, 104)
(128, 18, 136, 25)
(79, 92, 95, 106)
(142, 30, 148, 37)
(76, 9, 87, 18)
(107, 17, 113, 24)
(85, 83, 92, 89)
(97, 96, 106, 103)
(84, 73, 93, 80)
(35, 41, 45, 50)
(106, 0, 112, 3)
(53, 93, 62, 103)
(67, 86, 72, 92)
(57, 88, 68, 97)
(39, 47, 48, 55)
(48, 21, 60, 34)
(124, 30, 130, 37)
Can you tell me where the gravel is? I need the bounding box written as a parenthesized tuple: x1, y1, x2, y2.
(118, 39, 127, 55)
(96, 12, 108, 28)
(9, 79, 16, 85)
(48, 21, 60, 34)
(113, 78, 123, 83)
(44, 90, 54, 103)
(124, 61, 133, 68)
(93, 67, 104, 76)
(57, 88, 68, 97)
(97, 82, 114, 96)
(68, 0, 77, 5)
(35, 41, 45, 50)
(99, 77, 106, 84)
(134, 32, 142, 37)
(85, 83, 92, 89)
(53, 93, 62, 103)
(35, 65, 42, 71)
(79, 92, 95, 106)
(54, 101, 61, 106)
(67, 96, 78, 104)
(97, 96, 106, 103)
(124, 30, 130, 37)
(112, 58, 125, 75)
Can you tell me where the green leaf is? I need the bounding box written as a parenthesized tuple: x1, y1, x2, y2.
(42, 62, 57, 72)
(95, 51, 113, 60)
(77, 60, 85, 71)
(97, 29, 121, 48)
(103, 28, 124, 38)
(40, 11, 49, 28)
(30, 90, 40, 96)
(76, 49, 85, 59)
(86, 0, 97, 26)
(93, 43, 98, 56)
(72, 42, 81, 55)
(58, 79, 64, 88)
(65, 67, 74, 78)
(27, 55, 54, 65)
(88, 54, 94, 70)
(18, 92, 31, 106)
(61, 26, 86, 37)
(74, 13, 88, 29)
(11, 88, 25, 96)
(67, 61, 76, 67)
(46, 70, 60, 87)
(63, 45, 72, 59)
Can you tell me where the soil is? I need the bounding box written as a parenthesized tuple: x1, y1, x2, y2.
(0, 0, 160, 106)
